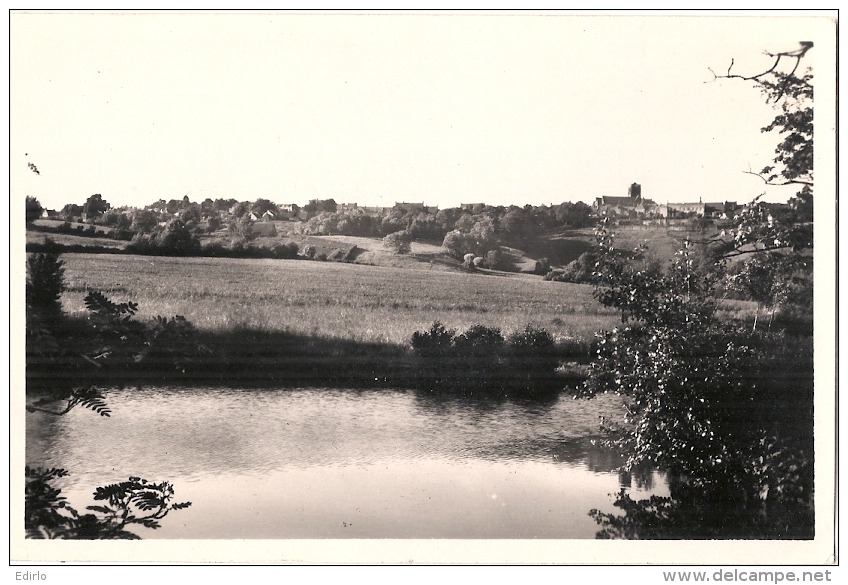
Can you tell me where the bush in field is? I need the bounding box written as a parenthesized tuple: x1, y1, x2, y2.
(545, 252, 598, 284)
(286, 241, 301, 257)
(271, 241, 300, 259)
(228, 216, 256, 241)
(410, 322, 559, 394)
(302, 244, 317, 259)
(505, 325, 558, 378)
(383, 230, 412, 254)
(200, 242, 228, 257)
(156, 219, 201, 255)
(453, 324, 505, 358)
(411, 321, 456, 359)
(126, 233, 154, 254)
(533, 257, 551, 276)
(442, 230, 470, 259)
(485, 247, 514, 271)
(507, 324, 555, 356)
(206, 216, 222, 233)
(126, 220, 201, 256)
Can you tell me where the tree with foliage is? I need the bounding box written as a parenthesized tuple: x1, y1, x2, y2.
(25, 196, 43, 223)
(26, 252, 65, 319)
(82, 194, 110, 221)
(206, 215, 223, 233)
(60, 203, 83, 222)
(99, 210, 121, 227)
(581, 43, 817, 538)
(545, 251, 598, 284)
(726, 252, 796, 332)
(380, 213, 407, 236)
(177, 204, 201, 227)
(555, 201, 593, 228)
(708, 42, 815, 331)
(154, 218, 202, 255)
(442, 214, 499, 259)
(214, 198, 238, 212)
(251, 198, 277, 216)
(130, 209, 159, 234)
(303, 198, 337, 217)
(229, 201, 251, 219)
(710, 43, 814, 258)
(581, 220, 813, 538)
(711, 43, 813, 196)
(228, 215, 255, 242)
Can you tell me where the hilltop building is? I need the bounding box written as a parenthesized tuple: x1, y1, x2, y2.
(594, 183, 657, 216)
(657, 200, 739, 219)
(394, 202, 425, 213)
(594, 183, 739, 219)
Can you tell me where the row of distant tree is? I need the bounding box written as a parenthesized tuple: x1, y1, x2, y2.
(28, 192, 595, 257)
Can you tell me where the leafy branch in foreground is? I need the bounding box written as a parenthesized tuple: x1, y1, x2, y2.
(26, 387, 111, 417)
(26, 256, 194, 539)
(84, 290, 139, 323)
(25, 467, 191, 539)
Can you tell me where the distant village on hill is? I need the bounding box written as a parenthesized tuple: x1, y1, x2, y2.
(36, 181, 802, 228)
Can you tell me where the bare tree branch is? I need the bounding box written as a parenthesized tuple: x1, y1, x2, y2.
(26, 403, 75, 416)
(742, 170, 813, 187)
(707, 42, 813, 102)
(709, 42, 812, 82)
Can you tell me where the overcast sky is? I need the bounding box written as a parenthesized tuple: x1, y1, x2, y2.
(10, 12, 835, 211)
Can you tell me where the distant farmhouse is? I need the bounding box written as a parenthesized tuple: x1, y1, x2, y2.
(394, 202, 426, 213)
(358, 205, 393, 216)
(392, 202, 439, 214)
(657, 200, 738, 219)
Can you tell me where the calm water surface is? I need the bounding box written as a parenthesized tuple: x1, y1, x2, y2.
(26, 386, 667, 538)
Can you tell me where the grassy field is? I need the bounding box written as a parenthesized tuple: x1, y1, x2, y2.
(26, 230, 127, 250)
(57, 253, 623, 346)
(525, 225, 714, 267)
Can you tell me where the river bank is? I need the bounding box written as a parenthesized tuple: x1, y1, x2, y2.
(27, 315, 592, 400)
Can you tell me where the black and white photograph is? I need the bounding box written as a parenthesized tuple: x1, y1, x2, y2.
(10, 9, 838, 567)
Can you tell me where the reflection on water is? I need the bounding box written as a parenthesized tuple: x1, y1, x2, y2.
(25, 386, 667, 538)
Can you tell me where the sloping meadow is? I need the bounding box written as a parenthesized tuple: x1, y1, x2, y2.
(56, 253, 619, 347)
